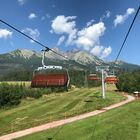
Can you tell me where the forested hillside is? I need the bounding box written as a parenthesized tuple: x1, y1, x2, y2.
(116, 70, 140, 93)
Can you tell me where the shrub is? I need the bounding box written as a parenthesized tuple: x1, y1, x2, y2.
(0, 83, 22, 107)
(0, 83, 43, 108)
(0, 82, 72, 108)
(25, 88, 42, 99)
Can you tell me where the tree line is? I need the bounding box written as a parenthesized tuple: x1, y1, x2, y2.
(0, 69, 101, 88)
(116, 70, 140, 93)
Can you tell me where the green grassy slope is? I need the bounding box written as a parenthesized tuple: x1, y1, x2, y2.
(0, 87, 124, 136)
(17, 99, 140, 140)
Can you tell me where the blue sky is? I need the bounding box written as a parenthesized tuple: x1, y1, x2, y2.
(0, 0, 140, 64)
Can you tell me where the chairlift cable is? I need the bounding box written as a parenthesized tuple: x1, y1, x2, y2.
(0, 19, 68, 60)
(113, 6, 140, 69)
(0, 19, 89, 71)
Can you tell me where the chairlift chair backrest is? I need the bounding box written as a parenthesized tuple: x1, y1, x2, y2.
(88, 74, 100, 80)
(105, 75, 118, 84)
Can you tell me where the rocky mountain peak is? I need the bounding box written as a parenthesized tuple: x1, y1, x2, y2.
(67, 50, 104, 65)
(9, 49, 41, 58)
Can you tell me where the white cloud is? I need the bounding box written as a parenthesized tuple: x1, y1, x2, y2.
(0, 29, 13, 39)
(100, 10, 111, 21)
(28, 13, 37, 20)
(106, 11, 111, 18)
(51, 15, 111, 58)
(114, 15, 124, 26)
(57, 36, 65, 46)
(90, 45, 103, 56)
(114, 8, 135, 27)
(66, 29, 77, 46)
(86, 19, 95, 27)
(127, 8, 135, 15)
(51, 15, 77, 46)
(41, 14, 51, 21)
(100, 46, 112, 59)
(76, 37, 93, 51)
(22, 28, 40, 43)
(75, 22, 106, 50)
(90, 45, 112, 59)
(51, 16, 105, 49)
(17, 0, 26, 5)
(51, 15, 76, 34)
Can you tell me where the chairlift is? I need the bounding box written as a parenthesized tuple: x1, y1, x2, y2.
(31, 48, 70, 91)
(88, 74, 100, 81)
(104, 70, 118, 84)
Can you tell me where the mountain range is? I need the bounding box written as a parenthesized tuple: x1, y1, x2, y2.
(0, 48, 140, 77)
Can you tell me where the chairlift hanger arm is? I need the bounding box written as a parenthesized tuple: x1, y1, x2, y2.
(42, 47, 50, 52)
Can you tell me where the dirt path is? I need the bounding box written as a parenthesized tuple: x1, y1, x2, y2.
(0, 95, 135, 140)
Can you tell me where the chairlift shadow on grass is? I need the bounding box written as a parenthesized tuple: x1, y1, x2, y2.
(114, 89, 120, 92)
(47, 138, 52, 140)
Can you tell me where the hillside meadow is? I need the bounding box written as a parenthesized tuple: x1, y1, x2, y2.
(17, 99, 140, 140)
(0, 85, 125, 136)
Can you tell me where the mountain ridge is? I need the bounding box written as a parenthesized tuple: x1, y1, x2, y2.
(0, 49, 140, 75)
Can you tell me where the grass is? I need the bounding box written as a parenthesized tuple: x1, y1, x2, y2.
(0, 81, 31, 87)
(16, 99, 140, 140)
(0, 86, 125, 136)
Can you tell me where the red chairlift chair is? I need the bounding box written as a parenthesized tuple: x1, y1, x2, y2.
(105, 75, 118, 84)
(88, 74, 100, 81)
(31, 49, 70, 91)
